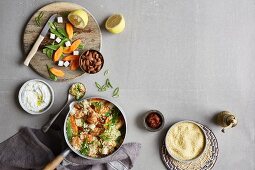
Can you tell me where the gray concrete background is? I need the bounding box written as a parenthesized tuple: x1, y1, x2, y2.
(0, 0, 254, 169)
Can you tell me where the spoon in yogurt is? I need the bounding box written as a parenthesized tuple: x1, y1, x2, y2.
(41, 82, 86, 133)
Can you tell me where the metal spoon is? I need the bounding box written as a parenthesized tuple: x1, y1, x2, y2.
(41, 93, 73, 133)
(41, 83, 86, 133)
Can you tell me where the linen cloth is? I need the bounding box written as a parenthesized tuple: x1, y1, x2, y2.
(0, 112, 141, 170)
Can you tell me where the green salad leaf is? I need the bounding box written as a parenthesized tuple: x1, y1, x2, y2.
(48, 22, 69, 39)
(46, 49, 54, 59)
(50, 27, 65, 39)
(56, 27, 68, 38)
(42, 48, 47, 54)
(45, 38, 68, 50)
(78, 43, 85, 50)
(48, 21, 56, 29)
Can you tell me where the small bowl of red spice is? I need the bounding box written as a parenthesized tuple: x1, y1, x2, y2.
(144, 110, 165, 132)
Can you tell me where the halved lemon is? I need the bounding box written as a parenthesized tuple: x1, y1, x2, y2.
(68, 9, 88, 29)
(105, 14, 125, 34)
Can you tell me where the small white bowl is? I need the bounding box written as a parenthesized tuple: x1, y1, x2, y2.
(18, 79, 54, 115)
(165, 120, 207, 162)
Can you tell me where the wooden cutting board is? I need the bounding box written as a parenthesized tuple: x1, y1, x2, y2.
(23, 2, 102, 81)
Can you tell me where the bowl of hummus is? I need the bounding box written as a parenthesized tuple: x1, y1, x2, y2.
(18, 79, 54, 114)
(165, 120, 207, 162)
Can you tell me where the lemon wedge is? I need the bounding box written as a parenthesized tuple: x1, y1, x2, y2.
(105, 14, 125, 34)
(68, 9, 88, 29)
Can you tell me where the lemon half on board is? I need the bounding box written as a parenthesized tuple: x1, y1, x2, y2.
(105, 14, 125, 34)
(68, 9, 88, 29)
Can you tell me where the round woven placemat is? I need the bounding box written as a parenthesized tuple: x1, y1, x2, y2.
(161, 124, 219, 170)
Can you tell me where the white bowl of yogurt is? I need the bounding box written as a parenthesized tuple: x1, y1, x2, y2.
(18, 79, 54, 114)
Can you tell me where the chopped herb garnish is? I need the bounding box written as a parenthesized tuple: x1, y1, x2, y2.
(111, 107, 119, 124)
(37, 95, 43, 106)
(91, 102, 102, 110)
(105, 111, 111, 117)
(80, 142, 90, 156)
(95, 70, 120, 98)
(112, 87, 120, 98)
(104, 70, 109, 76)
(95, 82, 101, 90)
(66, 118, 72, 140)
(106, 78, 113, 88)
(100, 84, 108, 91)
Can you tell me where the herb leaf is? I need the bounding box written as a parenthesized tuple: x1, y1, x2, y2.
(48, 21, 69, 39)
(66, 117, 72, 140)
(78, 43, 85, 50)
(100, 84, 107, 91)
(111, 107, 119, 124)
(46, 64, 57, 81)
(46, 49, 53, 59)
(45, 38, 68, 50)
(35, 11, 44, 26)
(56, 27, 68, 38)
(95, 82, 102, 90)
(91, 102, 102, 110)
(48, 21, 56, 30)
(106, 78, 113, 88)
(42, 48, 47, 54)
(80, 142, 90, 156)
(104, 70, 109, 76)
(38, 11, 44, 18)
(112, 87, 120, 98)
(105, 111, 111, 117)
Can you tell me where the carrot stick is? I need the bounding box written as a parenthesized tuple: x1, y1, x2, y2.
(63, 39, 81, 54)
(53, 46, 63, 62)
(70, 115, 78, 135)
(63, 55, 79, 61)
(70, 60, 80, 71)
(66, 23, 74, 39)
(49, 67, 65, 77)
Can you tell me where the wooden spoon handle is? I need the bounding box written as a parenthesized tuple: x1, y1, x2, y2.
(43, 149, 70, 170)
